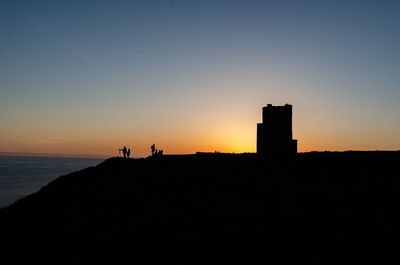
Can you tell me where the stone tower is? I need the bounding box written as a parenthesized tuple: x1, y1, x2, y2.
(257, 104, 297, 157)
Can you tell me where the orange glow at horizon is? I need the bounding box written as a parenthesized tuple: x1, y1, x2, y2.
(1, 117, 399, 158)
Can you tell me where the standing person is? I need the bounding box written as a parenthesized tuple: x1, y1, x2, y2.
(123, 146, 127, 158)
(127, 148, 131, 159)
(151, 144, 156, 156)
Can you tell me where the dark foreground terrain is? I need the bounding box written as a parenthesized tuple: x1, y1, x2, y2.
(1, 151, 400, 264)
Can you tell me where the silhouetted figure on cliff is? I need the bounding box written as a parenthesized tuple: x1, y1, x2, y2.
(153, 149, 163, 156)
(150, 146, 163, 157)
(127, 148, 131, 159)
(122, 146, 127, 158)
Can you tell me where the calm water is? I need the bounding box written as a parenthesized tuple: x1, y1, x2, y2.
(0, 155, 104, 208)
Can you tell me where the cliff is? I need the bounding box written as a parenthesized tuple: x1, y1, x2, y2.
(1, 152, 400, 264)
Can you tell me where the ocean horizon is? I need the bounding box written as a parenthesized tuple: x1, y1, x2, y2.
(0, 155, 104, 208)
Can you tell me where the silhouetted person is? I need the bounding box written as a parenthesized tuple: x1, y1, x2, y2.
(127, 148, 131, 159)
(151, 144, 156, 156)
(154, 149, 163, 156)
(123, 146, 127, 158)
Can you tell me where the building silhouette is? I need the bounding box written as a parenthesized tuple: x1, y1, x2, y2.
(257, 104, 297, 157)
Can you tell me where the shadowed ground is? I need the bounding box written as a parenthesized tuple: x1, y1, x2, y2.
(1, 152, 400, 264)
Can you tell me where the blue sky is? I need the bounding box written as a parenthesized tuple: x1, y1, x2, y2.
(1, 0, 399, 156)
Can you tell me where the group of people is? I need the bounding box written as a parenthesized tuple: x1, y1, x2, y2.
(119, 144, 163, 158)
(119, 146, 131, 158)
(151, 144, 163, 156)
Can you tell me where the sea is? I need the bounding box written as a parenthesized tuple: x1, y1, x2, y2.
(0, 155, 104, 208)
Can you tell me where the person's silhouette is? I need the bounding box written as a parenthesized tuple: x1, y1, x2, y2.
(127, 148, 130, 159)
(123, 146, 127, 159)
(151, 144, 156, 156)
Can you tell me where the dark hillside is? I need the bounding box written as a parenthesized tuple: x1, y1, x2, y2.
(1, 152, 400, 264)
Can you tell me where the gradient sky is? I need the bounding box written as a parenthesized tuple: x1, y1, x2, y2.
(1, 0, 399, 157)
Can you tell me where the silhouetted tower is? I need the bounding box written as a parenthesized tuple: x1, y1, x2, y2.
(257, 104, 297, 157)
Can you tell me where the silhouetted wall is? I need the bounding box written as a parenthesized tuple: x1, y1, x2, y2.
(257, 104, 297, 157)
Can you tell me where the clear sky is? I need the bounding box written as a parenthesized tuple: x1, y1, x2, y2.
(1, 0, 399, 157)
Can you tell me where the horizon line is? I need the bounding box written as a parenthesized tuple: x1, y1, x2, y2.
(1, 149, 399, 159)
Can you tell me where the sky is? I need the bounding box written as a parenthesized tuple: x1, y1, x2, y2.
(1, 0, 399, 157)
